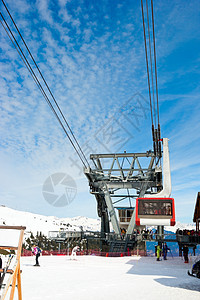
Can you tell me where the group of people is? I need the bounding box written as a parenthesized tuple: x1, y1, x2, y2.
(156, 242, 170, 261)
(132, 229, 154, 240)
(176, 229, 200, 249)
(176, 228, 200, 236)
(139, 202, 172, 216)
(156, 242, 191, 263)
(142, 229, 154, 240)
(31, 245, 81, 265)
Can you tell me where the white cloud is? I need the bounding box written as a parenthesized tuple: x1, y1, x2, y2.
(0, 0, 199, 222)
(36, 0, 54, 25)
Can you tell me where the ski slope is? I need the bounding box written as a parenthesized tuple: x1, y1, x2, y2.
(9, 255, 200, 299)
(0, 205, 101, 237)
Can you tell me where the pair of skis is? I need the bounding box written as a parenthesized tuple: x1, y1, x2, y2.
(0, 254, 14, 290)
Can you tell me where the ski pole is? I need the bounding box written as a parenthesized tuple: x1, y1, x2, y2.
(0, 254, 13, 290)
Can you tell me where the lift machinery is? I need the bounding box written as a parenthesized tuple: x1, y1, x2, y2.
(85, 137, 175, 248)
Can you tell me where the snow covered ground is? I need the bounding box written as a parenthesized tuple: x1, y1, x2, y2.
(6, 255, 200, 300)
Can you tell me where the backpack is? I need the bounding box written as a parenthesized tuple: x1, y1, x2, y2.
(36, 247, 42, 254)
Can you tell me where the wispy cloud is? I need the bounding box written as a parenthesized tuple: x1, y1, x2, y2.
(0, 0, 199, 221)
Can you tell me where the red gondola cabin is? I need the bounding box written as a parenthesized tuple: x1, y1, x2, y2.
(135, 197, 175, 226)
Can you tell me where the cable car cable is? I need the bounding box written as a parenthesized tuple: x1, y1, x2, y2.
(146, 0, 156, 129)
(150, 0, 161, 156)
(141, 0, 155, 145)
(0, 13, 87, 169)
(141, 0, 162, 158)
(1, 0, 90, 169)
(0, 12, 88, 169)
(150, 0, 160, 128)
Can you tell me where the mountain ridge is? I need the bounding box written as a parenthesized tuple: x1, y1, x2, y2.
(0, 205, 196, 237)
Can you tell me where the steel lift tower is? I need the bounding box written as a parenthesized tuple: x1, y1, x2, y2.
(84, 138, 174, 250)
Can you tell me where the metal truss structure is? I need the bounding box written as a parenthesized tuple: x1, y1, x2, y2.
(84, 138, 171, 238)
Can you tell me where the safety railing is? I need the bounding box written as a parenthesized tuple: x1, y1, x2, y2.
(48, 231, 200, 245)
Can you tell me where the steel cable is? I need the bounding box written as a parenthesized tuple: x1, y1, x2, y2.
(1, 0, 90, 168)
(0, 12, 88, 169)
(146, 0, 157, 129)
(141, 0, 154, 129)
(150, 0, 160, 127)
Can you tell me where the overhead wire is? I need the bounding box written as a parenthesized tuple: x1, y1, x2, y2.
(150, 0, 161, 157)
(150, 0, 160, 127)
(145, 0, 156, 129)
(0, 10, 89, 169)
(141, 0, 161, 157)
(140, 0, 154, 132)
(0, 1, 90, 169)
(0, 13, 87, 169)
(1, 0, 90, 169)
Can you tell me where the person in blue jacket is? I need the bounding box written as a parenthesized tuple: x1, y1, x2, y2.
(163, 242, 170, 260)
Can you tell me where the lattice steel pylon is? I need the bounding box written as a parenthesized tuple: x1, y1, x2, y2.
(84, 138, 171, 237)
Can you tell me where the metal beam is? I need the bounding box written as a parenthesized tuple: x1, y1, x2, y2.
(126, 209, 136, 235)
(90, 152, 155, 159)
(103, 186, 121, 235)
(85, 145, 166, 237)
(145, 138, 171, 198)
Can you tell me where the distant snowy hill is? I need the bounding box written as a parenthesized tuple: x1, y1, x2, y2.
(165, 222, 196, 233)
(0, 205, 101, 237)
(0, 205, 196, 238)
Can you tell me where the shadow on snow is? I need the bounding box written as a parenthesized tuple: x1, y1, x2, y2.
(126, 257, 200, 292)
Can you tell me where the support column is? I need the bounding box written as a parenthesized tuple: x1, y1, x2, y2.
(126, 209, 136, 235)
(157, 225, 164, 239)
(104, 186, 121, 235)
(144, 138, 171, 199)
(196, 220, 199, 232)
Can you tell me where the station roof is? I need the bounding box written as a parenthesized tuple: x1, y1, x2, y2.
(193, 192, 200, 222)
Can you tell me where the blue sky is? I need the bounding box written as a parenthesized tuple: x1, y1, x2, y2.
(0, 0, 200, 223)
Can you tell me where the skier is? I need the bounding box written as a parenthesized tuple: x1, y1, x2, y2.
(70, 246, 80, 260)
(162, 242, 170, 260)
(183, 245, 189, 263)
(156, 243, 162, 261)
(32, 245, 42, 266)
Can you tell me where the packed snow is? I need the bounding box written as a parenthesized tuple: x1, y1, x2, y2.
(0, 206, 199, 299)
(4, 255, 200, 300)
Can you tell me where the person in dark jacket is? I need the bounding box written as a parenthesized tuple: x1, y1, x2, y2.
(183, 245, 189, 263)
(163, 242, 170, 260)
